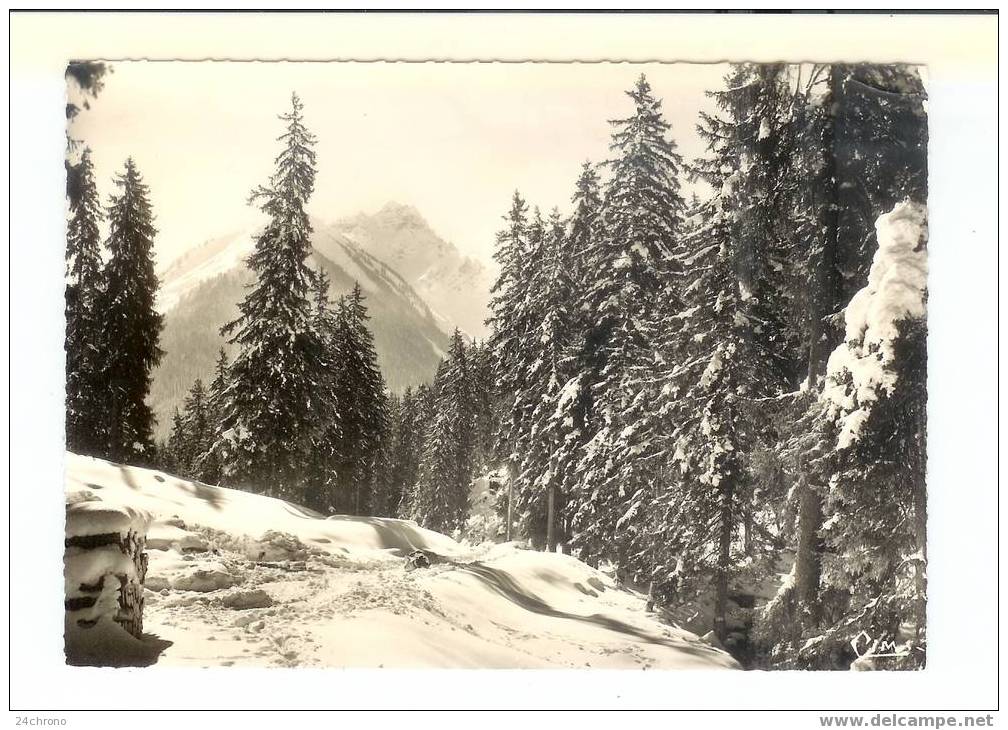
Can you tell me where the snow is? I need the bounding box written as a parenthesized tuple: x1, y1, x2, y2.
(462, 471, 506, 544)
(65, 546, 142, 599)
(822, 200, 928, 448)
(156, 230, 255, 312)
(67, 453, 462, 559)
(65, 500, 151, 540)
(843, 201, 928, 346)
(147, 522, 208, 552)
(65, 452, 739, 669)
(699, 349, 724, 389)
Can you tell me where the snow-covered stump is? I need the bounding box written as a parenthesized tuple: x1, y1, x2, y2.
(64, 500, 152, 660)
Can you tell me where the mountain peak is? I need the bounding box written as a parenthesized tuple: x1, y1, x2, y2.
(373, 201, 427, 229)
(378, 200, 420, 216)
(323, 205, 491, 338)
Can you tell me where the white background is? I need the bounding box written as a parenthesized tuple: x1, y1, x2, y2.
(6, 9, 1001, 722)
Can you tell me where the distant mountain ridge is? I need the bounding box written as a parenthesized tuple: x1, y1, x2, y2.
(329, 202, 493, 338)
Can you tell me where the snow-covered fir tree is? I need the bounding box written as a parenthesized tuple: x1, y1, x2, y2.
(569, 74, 687, 576)
(178, 378, 211, 479)
(166, 407, 187, 475)
(693, 63, 806, 384)
(390, 385, 426, 515)
(406, 330, 476, 534)
(301, 269, 343, 513)
(330, 282, 389, 515)
(798, 201, 928, 669)
(65, 147, 106, 455)
(196, 348, 231, 485)
(511, 209, 577, 550)
(660, 67, 797, 640)
(468, 339, 498, 471)
(766, 63, 930, 657)
(541, 163, 605, 552)
(216, 93, 331, 498)
(97, 157, 163, 464)
(487, 193, 532, 486)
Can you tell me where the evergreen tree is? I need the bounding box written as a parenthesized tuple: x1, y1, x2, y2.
(197, 348, 231, 484)
(664, 204, 786, 642)
(216, 93, 330, 498)
(468, 340, 497, 470)
(300, 269, 343, 512)
(513, 210, 577, 550)
(166, 407, 187, 475)
(693, 63, 805, 384)
(487, 192, 532, 508)
(65, 147, 106, 454)
(654, 67, 803, 639)
(781, 63, 929, 645)
(369, 393, 400, 517)
(547, 164, 605, 552)
(395, 384, 428, 516)
(570, 74, 686, 574)
(97, 157, 163, 464)
(178, 378, 211, 479)
(331, 282, 389, 514)
(779, 201, 928, 669)
(406, 330, 476, 534)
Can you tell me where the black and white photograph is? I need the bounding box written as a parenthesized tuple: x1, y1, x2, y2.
(8, 8, 1000, 720)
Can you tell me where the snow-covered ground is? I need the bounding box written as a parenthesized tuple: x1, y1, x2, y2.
(65, 453, 739, 669)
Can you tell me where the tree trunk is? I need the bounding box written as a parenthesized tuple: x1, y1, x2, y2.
(794, 472, 824, 621)
(106, 390, 122, 463)
(714, 471, 735, 644)
(807, 66, 843, 389)
(545, 479, 556, 553)
(794, 64, 843, 626)
(505, 461, 515, 541)
(743, 483, 754, 557)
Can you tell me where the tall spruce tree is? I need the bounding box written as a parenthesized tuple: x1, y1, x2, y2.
(303, 269, 342, 512)
(196, 348, 231, 484)
(406, 330, 476, 534)
(65, 147, 106, 454)
(570, 74, 686, 575)
(546, 164, 605, 553)
(167, 408, 187, 475)
(757, 201, 928, 670)
(98, 157, 163, 464)
(468, 340, 497, 470)
(331, 282, 389, 514)
(487, 192, 532, 502)
(395, 384, 428, 516)
(179, 378, 211, 479)
(511, 209, 577, 550)
(651, 65, 802, 640)
(370, 392, 404, 517)
(216, 93, 330, 498)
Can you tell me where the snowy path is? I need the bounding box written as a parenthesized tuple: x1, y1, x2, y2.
(66, 453, 738, 670)
(142, 546, 736, 669)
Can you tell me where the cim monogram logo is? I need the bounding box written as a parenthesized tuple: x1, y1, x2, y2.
(850, 630, 923, 659)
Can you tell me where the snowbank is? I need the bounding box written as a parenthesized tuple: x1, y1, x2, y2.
(823, 200, 928, 447)
(65, 452, 463, 560)
(65, 453, 739, 669)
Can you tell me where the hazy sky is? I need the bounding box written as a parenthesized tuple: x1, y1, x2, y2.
(70, 61, 729, 271)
